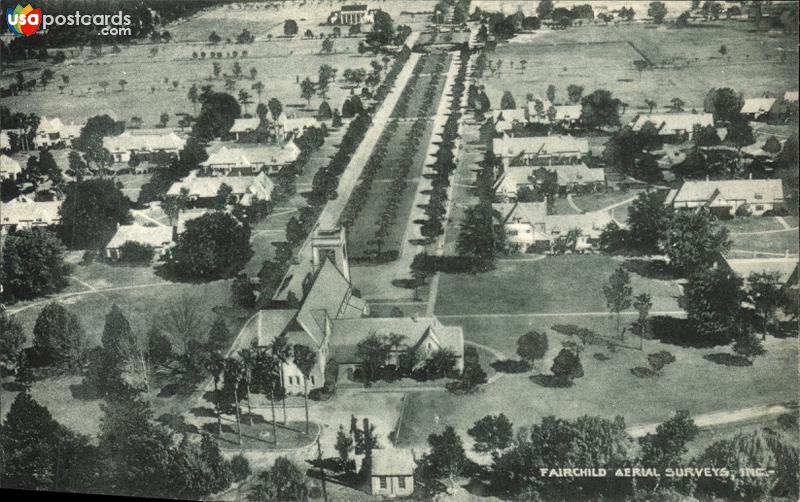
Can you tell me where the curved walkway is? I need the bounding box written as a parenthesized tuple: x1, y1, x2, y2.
(627, 403, 793, 438)
(729, 226, 798, 236)
(6, 282, 182, 315)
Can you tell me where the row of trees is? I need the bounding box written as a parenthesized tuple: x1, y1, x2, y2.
(417, 410, 798, 500)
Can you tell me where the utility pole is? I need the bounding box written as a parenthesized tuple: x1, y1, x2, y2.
(316, 433, 328, 502)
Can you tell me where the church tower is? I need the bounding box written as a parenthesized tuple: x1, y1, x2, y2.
(311, 225, 350, 282)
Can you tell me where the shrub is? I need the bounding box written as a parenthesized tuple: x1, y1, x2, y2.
(735, 203, 752, 217)
(647, 351, 675, 373)
(490, 359, 531, 373)
(117, 241, 156, 264)
(231, 454, 251, 482)
(551, 349, 583, 384)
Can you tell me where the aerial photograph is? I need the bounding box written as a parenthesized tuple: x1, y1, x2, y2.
(0, 0, 798, 500)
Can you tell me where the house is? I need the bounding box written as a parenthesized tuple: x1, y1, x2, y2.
(0, 195, 61, 234)
(492, 109, 528, 134)
(493, 202, 613, 253)
(784, 91, 799, 103)
(103, 130, 186, 163)
(167, 171, 274, 205)
(630, 113, 715, 142)
(0, 154, 22, 180)
(229, 118, 261, 141)
(493, 163, 605, 200)
(34, 117, 83, 148)
(740, 98, 776, 120)
(370, 448, 416, 498)
(233, 227, 464, 393)
(723, 255, 799, 291)
(272, 113, 320, 141)
(201, 143, 301, 176)
(665, 178, 784, 216)
(328, 4, 375, 25)
(105, 223, 175, 260)
(493, 135, 589, 168)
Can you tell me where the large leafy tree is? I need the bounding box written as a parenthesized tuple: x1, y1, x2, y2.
(365, 10, 395, 47)
(603, 267, 633, 339)
(355, 333, 390, 383)
(192, 91, 241, 142)
(2, 228, 69, 302)
(683, 266, 745, 344)
(703, 87, 744, 123)
(457, 204, 506, 268)
(418, 425, 470, 493)
(60, 178, 132, 249)
(292, 344, 316, 434)
(638, 410, 698, 492)
(551, 348, 583, 384)
(248, 457, 309, 502)
(170, 212, 252, 280)
(660, 209, 730, 275)
(0, 392, 99, 492)
(516, 331, 548, 368)
(748, 271, 783, 340)
(72, 114, 124, 172)
(467, 414, 514, 453)
(0, 313, 25, 369)
(581, 89, 621, 129)
(33, 302, 88, 372)
(648, 1, 668, 23)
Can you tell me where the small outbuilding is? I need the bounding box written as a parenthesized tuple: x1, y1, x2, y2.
(370, 448, 415, 498)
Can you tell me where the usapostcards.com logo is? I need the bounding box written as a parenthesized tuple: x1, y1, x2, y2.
(5, 3, 133, 37)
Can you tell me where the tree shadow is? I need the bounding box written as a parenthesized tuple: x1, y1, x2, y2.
(622, 258, 679, 281)
(69, 382, 102, 401)
(650, 316, 725, 349)
(490, 359, 531, 373)
(630, 367, 657, 378)
(201, 423, 237, 440)
(241, 412, 267, 425)
(391, 278, 417, 289)
(190, 406, 218, 418)
(703, 353, 752, 367)
(529, 374, 572, 388)
(2, 382, 27, 392)
(157, 413, 199, 434)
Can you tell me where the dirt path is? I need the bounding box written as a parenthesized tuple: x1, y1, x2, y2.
(437, 310, 685, 320)
(626, 403, 793, 438)
(6, 282, 181, 315)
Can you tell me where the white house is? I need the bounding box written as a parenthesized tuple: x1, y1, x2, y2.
(493, 202, 613, 253)
(35, 117, 83, 148)
(167, 171, 274, 205)
(103, 130, 186, 163)
(328, 4, 375, 25)
(370, 448, 416, 498)
(201, 143, 301, 176)
(493, 163, 605, 200)
(784, 91, 798, 103)
(665, 178, 784, 216)
(630, 113, 715, 142)
(0, 195, 62, 234)
(228, 118, 261, 141)
(105, 223, 175, 260)
(493, 135, 589, 168)
(0, 154, 22, 180)
(740, 98, 776, 120)
(273, 113, 320, 141)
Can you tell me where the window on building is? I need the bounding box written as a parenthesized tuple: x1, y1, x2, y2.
(754, 193, 763, 200)
(755, 205, 764, 211)
(288, 376, 294, 385)
(398, 476, 406, 489)
(310, 376, 315, 385)
(379, 476, 387, 489)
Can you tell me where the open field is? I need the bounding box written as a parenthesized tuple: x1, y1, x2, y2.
(569, 188, 644, 213)
(396, 326, 797, 449)
(435, 255, 682, 317)
(730, 229, 799, 255)
(719, 216, 788, 234)
(481, 22, 797, 116)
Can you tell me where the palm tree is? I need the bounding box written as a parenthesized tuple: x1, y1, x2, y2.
(238, 89, 253, 114)
(292, 344, 317, 434)
(645, 99, 657, 114)
(188, 83, 199, 113)
(99, 80, 109, 94)
(254, 348, 280, 445)
(251, 81, 264, 103)
(270, 334, 292, 424)
(225, 357, 244, 446)
(239, 348, 256, 427)
(118, 79, 127, 92)
(205, 352, 226, 435)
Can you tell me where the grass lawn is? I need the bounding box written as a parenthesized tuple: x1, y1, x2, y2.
(730, 229, 799, 255)
(209, 419, 320, 451)
(569, 189, 644, 213)
(435, 255, 681, 317)
(480, 22, 797, 115)
(719, 216, 786, 234)
(395, 326, 797, 450)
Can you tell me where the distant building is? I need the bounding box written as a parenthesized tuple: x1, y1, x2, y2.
(493, 163, 605, 200)
(328, 4, 375, 25)
(493, 135, 589, 168)
(201, 143, 300, 175)
(103, 130, 186, 163)
(370, 448, 416, 498)
(665, 178, 784, 216)
(784, 91, 799, 103)
(0, 131, 10, 150)
(0, 154, 22, 180)
(630, 113, 715, 142)
(105, 223, 175, 260)
(493, 202, 612, 253)
(723, 255, 799, 291)
(0, 195, 62, 235)
(35, 116, 83, 148)
(167, 171, 274, 206)
(229, 118, 261, 141)
(272, 113, 320, 141)
(740, 98, 777, 120)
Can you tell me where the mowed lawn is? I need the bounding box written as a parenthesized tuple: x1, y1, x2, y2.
(481, 22, 797, 115)
(435, 255, 682, 317)
(396, 326, 798, 449)
(730, 229, 799, 255)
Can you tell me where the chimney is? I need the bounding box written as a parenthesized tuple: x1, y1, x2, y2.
(749, 172, 753, 180)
